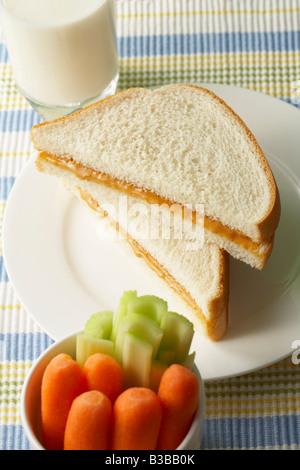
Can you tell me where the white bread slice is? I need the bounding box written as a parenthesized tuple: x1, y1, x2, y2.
(31, 84, 280, 268)
(36, 156, 229, 341)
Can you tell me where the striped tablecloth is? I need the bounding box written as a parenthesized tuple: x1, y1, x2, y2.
(1, 0, 300, 450)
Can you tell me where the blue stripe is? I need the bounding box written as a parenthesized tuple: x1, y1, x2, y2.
(0, 177, 15, 200)
(0, 177, 15, 282)
(2, 415, 300, 450)
(0, 425, 31, 451)
(201, 415, 300, 449)
(0, 110, 42, 132)
(117, 31, 300, 57)
(0, 43, 9, 62)
(0, 256, 9, 282)
(284, 98, 300, 110)
(0, 332, 53, 362)
(1, 31, 299, 65)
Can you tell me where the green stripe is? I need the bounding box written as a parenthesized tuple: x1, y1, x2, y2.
(205, 371, 300, 386)
(119, 64, 300, 72)
(2, 66, 300, 82)
(118, 66, 300, 75)
(0, 379, 24, 393)
(0, 382, 23, 388)
(117, 74, 298, 89)
(0, 386, 23, 394)
(0, 398, 20, 405)
(118, 64, 300, 72)
(118, 71, 299, 81)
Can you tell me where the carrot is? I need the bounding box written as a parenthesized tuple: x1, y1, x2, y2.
(82, 353, 123, 404)
(110, 387, 162, 450)
(149, 360, 168, 393)
(156, 364, 199, 450)
(41, 353, 83, 450)
(64, 390, 112, 450)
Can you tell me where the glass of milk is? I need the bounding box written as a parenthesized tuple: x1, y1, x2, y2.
(0, 0, 119, 120)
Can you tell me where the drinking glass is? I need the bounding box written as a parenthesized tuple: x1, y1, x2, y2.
(0, 0, 119, 120)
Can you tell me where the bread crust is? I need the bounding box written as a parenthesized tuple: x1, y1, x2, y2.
(204, 249, 230, 341)
(31, 84, 280, 248)
(177, 84, 281, 243)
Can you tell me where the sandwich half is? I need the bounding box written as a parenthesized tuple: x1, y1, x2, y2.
(31, 84, 281, 270)
(36, 156, 230, 341)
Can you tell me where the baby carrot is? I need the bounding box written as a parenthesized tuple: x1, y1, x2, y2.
(64, 390, 112, 450)
(41, 353, 83, 450)
(156, 364, 199, 450)
(150, 360, 168, 393)
(110, 387, 162, 450)
(82, 353, 123, 404)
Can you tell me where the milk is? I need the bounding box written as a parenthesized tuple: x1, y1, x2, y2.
(1, 0, 119, 106)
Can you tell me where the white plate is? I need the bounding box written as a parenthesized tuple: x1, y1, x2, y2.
(3, 84, 300, 381)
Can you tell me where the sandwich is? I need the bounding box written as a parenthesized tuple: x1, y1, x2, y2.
(31, 84, 281, 270)
(31, 84, 281, 341)
(35, 156, 229, 341)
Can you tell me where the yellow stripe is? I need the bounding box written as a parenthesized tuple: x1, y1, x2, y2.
(0, 98, 30, 107)
(0, 361, 32, 368)
(0, 406, 21, 415)
(207, 395, 300, 406)
(0, 373, 28, 381)
(116, 8, 300, 20)
(0, 152, 31, 158)
(0, 304, 23, 310)
(0, 364, 32, 375)
(0, 104, 31, 111)
(206, 400, 300, 415)
(0, 64, 13, 71)
(0, 370, 30, 377)
(0, 93, 28, 101)
(0, 415, 21, 424)
(119, 51, 300, 67)
(206, 408, 300, 418)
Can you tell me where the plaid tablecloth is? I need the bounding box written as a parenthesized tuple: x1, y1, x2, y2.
(0, 0, 300, 450)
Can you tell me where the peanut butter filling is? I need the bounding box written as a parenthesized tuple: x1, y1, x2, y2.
(38, 151, 264, 257)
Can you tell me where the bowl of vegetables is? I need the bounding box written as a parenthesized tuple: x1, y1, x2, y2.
(20, 291, 206, 451)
